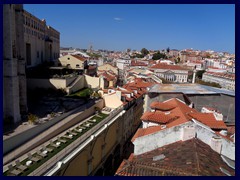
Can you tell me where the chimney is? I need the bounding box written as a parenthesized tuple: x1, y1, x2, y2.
(210, 136, 222, 154)
(181, 125, 195, 141)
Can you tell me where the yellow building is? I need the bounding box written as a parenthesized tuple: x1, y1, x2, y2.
(58, 54, 88, 71)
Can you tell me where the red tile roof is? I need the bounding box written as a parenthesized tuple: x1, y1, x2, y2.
(150, 101, 176, 111)
(188, 112, 227, 130)
(204, 72, 235, 80)
(151, 63, 188, 70)
(141, 111, 179, 124)
(124, 78, 154, 89)
(131, 61, 148, 67)
(71, 54, 87, 61)
(116, 139, 235, 176)
(132, 126, 164, 142)
(133, 98, 198, 141)
(98, 71, 116, 81)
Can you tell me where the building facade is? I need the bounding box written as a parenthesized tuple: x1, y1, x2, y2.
(3, 4, 27, 124)
(23, 9, 60, 67)
(150, 64, 189, 83)
(3, 4, 60, 125)
(202, 72, 235, 91)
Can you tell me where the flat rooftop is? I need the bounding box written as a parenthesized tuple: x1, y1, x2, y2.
(149, 84, 235, 96)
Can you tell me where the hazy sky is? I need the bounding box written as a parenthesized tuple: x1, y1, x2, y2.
(24, 4, 235, 53)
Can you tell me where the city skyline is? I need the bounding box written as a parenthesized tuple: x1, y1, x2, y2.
(24, 4, 235, 53)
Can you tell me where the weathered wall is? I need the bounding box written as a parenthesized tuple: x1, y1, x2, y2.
(133, 121, 235, 160)
(133, 122, 192, 155)
(195, 124, 235, 160)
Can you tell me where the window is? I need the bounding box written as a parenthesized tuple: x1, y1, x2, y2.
(67, 57, 70, 60)
(76, 64, 80, 68)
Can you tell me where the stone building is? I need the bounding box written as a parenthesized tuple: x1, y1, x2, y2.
(3, 4, 27, 125)
(3, 4, 60, 125)
(23, 9, 60, 67)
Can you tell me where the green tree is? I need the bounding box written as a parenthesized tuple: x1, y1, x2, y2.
(141, 48, 149, 56)
(196, 70, 206, 79)
(175, 57, 180, 64)
(152, 51, 167, 60)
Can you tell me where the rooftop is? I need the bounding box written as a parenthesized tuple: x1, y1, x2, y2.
(116, 138, 235, 176)
(150, 63, 188, 71)
(149, 84, 235, 96)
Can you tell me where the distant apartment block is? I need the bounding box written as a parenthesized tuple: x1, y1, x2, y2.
(23, 9, 60, 67)
(202, 72, 235, 91)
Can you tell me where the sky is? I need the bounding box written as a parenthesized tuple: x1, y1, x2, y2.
(24, 4, 235, 53)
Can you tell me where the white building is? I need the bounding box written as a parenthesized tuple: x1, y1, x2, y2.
(132, 98, 235, 162)
(116, 58, 131, 70)
(202, 72, 235, 91)
(150, 63, 189, 83)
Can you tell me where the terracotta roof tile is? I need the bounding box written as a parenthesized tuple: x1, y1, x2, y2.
(141, 111, 179, 124)
(132, 126, 164, 142)
(151, 63, 188, 70)
(188, 113, 227, 130)
(71, 54, 87, 61)
(150, 101, 176, 111)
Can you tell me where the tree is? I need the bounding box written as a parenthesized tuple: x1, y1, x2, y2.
(175, 57, 180, 64)
(141, 48, 149, 56)
(196, 70, 206, 79)
(152, 51, 167, 60)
